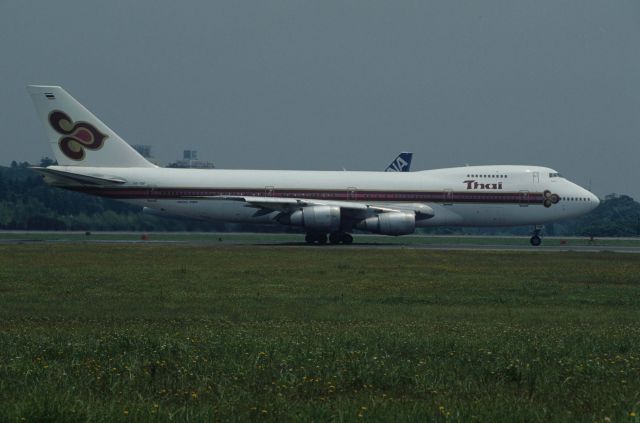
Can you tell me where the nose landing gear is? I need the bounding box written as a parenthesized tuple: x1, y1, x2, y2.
(530, 226, 543, 246)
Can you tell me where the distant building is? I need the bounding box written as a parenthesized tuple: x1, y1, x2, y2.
(167, 150, 215, 169)
(132, 144, 153, 159)
(183, 150, 198, 160)
(132, 144, 162, 166)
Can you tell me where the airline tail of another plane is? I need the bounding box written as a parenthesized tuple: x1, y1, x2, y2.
(385, 152, 413, 172)
(27, 85, 156, 168)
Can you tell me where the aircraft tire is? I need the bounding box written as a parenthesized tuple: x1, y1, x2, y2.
(316, 233, 328, 245)
(530, 235, 542, 246)
(305, 233, 315, 244)
(329, 232, 342, 244)
(342, 233, 353, 244)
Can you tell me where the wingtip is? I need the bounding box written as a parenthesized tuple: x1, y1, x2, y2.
(26, 84, 63, 93)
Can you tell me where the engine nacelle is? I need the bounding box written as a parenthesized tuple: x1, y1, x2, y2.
(285, 206, 341, 232)
(357, 212, 416, 235)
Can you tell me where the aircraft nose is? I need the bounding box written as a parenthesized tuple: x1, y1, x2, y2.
(590, 192, 600, 208)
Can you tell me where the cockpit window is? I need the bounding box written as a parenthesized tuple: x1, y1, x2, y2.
(549, 172, 562, 178)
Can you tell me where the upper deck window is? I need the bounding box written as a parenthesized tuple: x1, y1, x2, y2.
(549, 172, 562, 178)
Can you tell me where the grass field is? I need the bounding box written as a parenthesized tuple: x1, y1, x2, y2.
(0, 244, 639, 422)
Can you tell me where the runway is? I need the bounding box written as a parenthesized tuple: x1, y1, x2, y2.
(251, 241, 640, 253)
(340, 243, 640, 254)
(1, 232, 640, 253)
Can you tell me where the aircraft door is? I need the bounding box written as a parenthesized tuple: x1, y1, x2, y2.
(532, 172, 540, 184)
(147, 184, 158, 202)
(347, 187, 357, 201)
(265, 186, 274, 197)
(519, 190, 529, 207)
(443, 189, 453, 206)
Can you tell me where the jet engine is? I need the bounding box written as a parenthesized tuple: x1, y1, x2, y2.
(283, 205, 341, 231)
(357, 212, 415, 235)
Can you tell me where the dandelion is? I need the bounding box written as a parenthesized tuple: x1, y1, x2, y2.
(439, 405, 451, 416)
(630, 411, 637, 417)
(123, 410, 129, 416)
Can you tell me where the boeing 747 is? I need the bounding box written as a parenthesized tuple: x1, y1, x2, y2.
(27, 85, 599, 245)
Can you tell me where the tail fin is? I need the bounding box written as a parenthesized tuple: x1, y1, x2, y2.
(385, 152, 413, 172)
(27, 85, 156, 168)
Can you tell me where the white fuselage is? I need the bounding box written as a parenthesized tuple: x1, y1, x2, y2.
(49, 164, 599, 228)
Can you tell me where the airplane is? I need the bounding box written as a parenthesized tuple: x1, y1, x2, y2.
(27, 85, 599, 246)
(385, 152, 412, 172)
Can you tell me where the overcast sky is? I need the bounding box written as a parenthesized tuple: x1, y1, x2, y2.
(1, 1, 639, 198)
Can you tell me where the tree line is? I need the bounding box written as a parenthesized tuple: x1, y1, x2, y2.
(0, 161, 227, 232)
(1, 160, 639, 236)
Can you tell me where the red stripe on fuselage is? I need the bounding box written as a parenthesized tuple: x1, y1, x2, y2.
(64, 186, 547, 205)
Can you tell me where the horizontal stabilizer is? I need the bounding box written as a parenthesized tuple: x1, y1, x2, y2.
(30, 167, 127, 186)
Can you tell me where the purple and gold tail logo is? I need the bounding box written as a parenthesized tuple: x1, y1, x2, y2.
(48, 110, 108, 161)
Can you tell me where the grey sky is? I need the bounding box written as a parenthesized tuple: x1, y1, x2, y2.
(1, 1, 639, 198)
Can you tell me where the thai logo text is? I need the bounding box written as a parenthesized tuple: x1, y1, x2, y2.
(463, 180, 503, 190)
(48, 110, 108, 161)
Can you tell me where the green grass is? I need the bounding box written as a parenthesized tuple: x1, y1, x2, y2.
(0, 245, 639, 422)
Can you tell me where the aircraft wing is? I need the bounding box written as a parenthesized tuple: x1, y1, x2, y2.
(187, 195, 434, 219)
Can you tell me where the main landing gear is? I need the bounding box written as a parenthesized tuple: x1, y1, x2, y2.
(305, 232, 353, 245)
(305, 232, 326, 244)
(530, 226, 543, 246)
(330, 232, 353, 245)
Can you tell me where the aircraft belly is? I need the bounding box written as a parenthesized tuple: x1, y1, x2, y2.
(417, 204, 464, 226)
(419, 204, 566, 227)
(126, 197, 569, 228)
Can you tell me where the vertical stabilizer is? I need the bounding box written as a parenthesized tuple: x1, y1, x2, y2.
(27, 85, 156, 168)
(385, 152, 413, 172)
